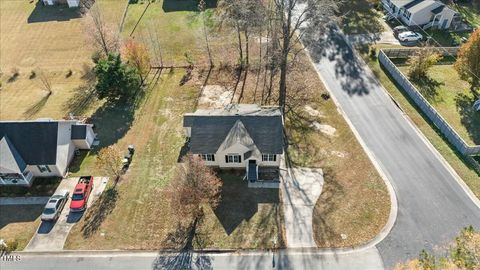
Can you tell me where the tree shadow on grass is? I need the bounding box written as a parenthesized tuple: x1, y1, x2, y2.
(162, 0, 217, 13)
(80, 187, 118, 238)
(455, 93, 480, 145)
(23, 93, 51, 119)
(87, 101, 136, 153)
(213, 173, 280, 235)
(63, 84, 97, 116)
(153, 216, 213, 270)
(410, 76, 444, 103)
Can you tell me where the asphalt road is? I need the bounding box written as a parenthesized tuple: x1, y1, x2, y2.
(304, 26, 480, 268)
(1, 249, 384, 270)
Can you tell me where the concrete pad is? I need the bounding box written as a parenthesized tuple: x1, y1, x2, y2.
(25, 177, 108, 251)
(280, 164, 324, 248)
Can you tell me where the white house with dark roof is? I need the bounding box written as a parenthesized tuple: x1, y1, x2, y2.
(0, 119, 95, 186)
(382, 0, 461, 29)
(183, 104, 284, 184)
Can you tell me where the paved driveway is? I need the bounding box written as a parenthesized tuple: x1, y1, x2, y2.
(280, 164, 324, 248)
(24, 177, 108, 251)
(303, 25, 480, 268)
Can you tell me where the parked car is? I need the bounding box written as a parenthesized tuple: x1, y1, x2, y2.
(393, 25, 409, 36)
(398, 31, 423, 42)
(69, 176, 94, 212)
(383, 14, 396, 23)
(41, 190, 69, 221)
(474, 99, 480, 112)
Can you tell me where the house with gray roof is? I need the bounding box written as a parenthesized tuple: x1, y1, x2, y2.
(183, 104, 283, 184)
(382, 0, 461, 29)
(0, 119, 95, 186)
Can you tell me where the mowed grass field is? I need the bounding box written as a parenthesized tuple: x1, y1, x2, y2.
(0, 0, 127, 120)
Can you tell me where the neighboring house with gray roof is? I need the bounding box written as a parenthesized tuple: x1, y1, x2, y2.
(0, 120, 95, 186)
(183, 104, 284, 183)
(382, 0, 461, 29)
(41, 0, 79, 8)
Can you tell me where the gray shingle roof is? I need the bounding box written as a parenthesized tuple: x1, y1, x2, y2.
(71, 125, 87, 140)
(186, 114, 284, 154)
(431, 4, 445, 14)
(0, 136, 27, 174)
(0, 121, 58, 165)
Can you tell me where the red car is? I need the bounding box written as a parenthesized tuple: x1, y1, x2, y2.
(70, 176, 94, 212)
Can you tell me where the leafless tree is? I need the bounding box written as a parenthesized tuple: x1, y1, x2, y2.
(198, 0, 214, 67)
(164, 154, 222, 250)
(96, 146, 123, 186)
(84, 5, 120, 57)
(272, 0, 341, 112)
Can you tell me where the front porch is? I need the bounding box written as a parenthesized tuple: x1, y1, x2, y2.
(245, 164, 280, 189)
(0, 171, 34, 186)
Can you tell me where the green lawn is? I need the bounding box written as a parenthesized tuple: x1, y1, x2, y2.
(363, 46, 480, 198)
(397, 64, 480, 146)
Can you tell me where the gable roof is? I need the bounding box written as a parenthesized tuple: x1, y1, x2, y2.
(0, 121, 59, 165)
(218, 120, 262, 159)
(0, 136, 27, 174)
(185, 105, 283, 154)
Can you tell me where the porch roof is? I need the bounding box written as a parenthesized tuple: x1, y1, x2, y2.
(0, 136, 26, 174)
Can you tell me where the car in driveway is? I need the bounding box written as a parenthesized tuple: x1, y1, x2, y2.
(398, 31, 423, 43)
(393, 25, 409, 36)
(69, 176, 94, 212)
(41, 190, 69, 222)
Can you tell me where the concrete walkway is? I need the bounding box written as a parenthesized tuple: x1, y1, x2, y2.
(280, 161, 324, 248)
(25, 177, 108, 251)
(0, 197, 50, 205)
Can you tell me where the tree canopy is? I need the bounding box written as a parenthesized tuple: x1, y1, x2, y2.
(94, 53, 141, 102)
(454, 28, 480, 96)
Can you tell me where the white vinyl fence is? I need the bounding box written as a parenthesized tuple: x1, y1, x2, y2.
(379, 48, 480, 158)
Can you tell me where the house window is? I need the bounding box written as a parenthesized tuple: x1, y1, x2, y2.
(225, 154, 241, 163)
(37, 165, 51, 173)
(262, 154, 277, 162)
(201, 154, 215, 162)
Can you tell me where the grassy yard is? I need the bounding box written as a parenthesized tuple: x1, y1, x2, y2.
(0, 0, 128, 120)
(339, 0, 384, 35)
(363, 45, 480, 198)
(65, 70, 284, 250)
(452, 2, 480, 28)
(397, 64, 480, 146)
(0, 205, 44, 250)
(122, 0, 227, 66)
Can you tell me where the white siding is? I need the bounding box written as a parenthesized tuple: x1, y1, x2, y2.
(55, 122, 76, 176)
